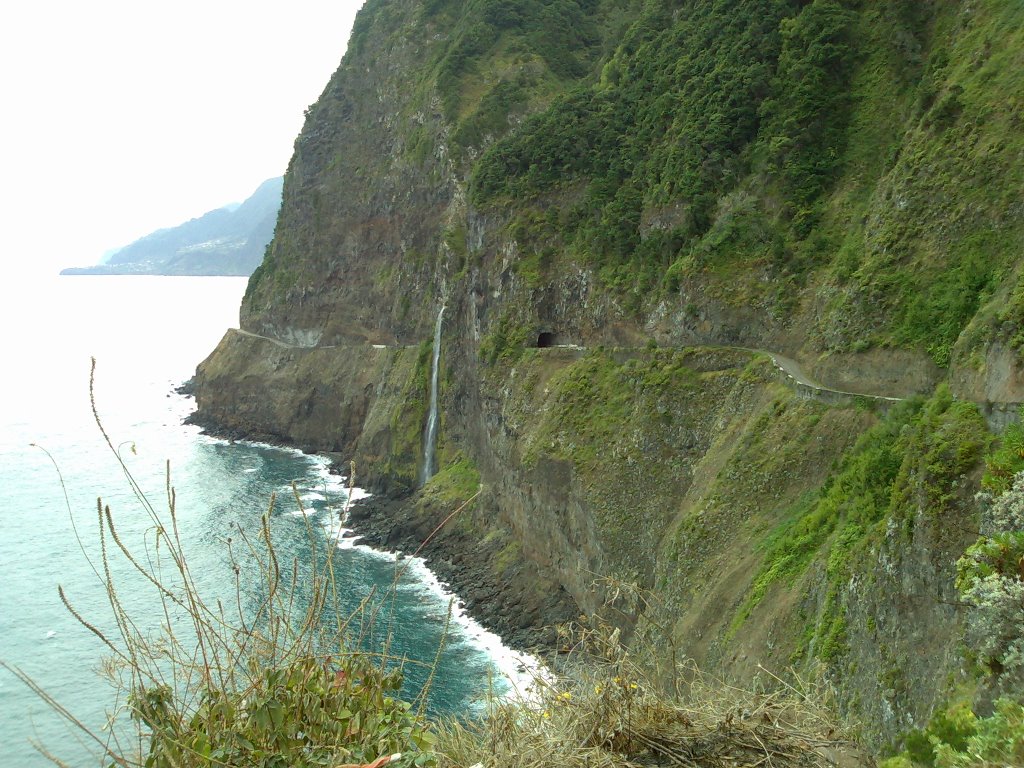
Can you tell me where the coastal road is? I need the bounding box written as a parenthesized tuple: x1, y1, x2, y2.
(233, 327, 299, 349)
(232, 327, 338, 350)
(737, 347, 903, 404)
(226, 327, 903, 403)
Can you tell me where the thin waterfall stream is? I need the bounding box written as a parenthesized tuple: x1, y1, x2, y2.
(420, 305, 445, 485)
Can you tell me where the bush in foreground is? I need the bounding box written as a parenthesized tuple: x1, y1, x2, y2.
(437, 616, 872, 768)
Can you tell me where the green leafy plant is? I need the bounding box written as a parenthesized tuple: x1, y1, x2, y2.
(901, 703, 977, 767)
(981, 411, 1024, 495)
(130, 656, 435, 768)
(932, 699, 1024, 768)
(887, 699, 1024, 768)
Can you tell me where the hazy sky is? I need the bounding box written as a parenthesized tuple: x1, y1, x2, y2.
(1, 0, 365, 275)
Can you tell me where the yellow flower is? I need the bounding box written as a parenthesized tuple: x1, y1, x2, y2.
(542, 710, 551, 719)
(594, 685, 602, 695)
(558, 691, 572, 701)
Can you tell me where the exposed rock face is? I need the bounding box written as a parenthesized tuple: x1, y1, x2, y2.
(192, 0, 1024, 748)
(193, 330, 410, 454)
(951, 342, 1024, 405)
(241, 4, 458, 347)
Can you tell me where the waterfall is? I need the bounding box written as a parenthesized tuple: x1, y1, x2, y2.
(420, 306, 445, 486)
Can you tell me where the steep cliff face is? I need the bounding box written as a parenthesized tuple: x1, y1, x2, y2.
(193, 0, 1024, 748)
(241, 0, 454, 346)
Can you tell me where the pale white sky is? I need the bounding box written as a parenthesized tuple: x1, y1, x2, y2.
(0, 0, 365, 275)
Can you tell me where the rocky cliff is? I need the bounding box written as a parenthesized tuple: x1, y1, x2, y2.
(192, 0, 1024, 750)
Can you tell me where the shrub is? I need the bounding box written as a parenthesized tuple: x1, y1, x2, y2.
(891, 699, 1024, 768)
(933, 699, 1024, 768)
(435, 615, 871, 768)
(981, 412, 1024, 495)
(956, 473, 1024, 691)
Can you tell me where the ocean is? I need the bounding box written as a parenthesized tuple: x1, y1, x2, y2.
(0, 275, 526, 766)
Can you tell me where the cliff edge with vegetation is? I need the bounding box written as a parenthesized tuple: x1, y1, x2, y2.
(192, 0, 1024, 755)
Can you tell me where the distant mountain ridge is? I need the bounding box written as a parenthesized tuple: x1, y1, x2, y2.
(62, 177, 283, 276)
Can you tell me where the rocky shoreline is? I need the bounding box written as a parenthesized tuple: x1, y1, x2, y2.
(180, 386, 573, 656)
(344, 490, 576, 653)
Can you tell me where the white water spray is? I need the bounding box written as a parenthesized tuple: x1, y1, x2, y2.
(420, 306, 445, 486)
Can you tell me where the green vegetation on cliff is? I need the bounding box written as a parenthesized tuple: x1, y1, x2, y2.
(472, 0, 815, 289)
(428, 0, 608, 125)
(198, 0, 1024, 755)
(981, 409, 1024, 494)
(461, 0, 1024, 364)
(733, 388, 989, 663)
(384, 341, 435, 489)
(732, 402, 913, 637)
(246, 0, 1024, 371)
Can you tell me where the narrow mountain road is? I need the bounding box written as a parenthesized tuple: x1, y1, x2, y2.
(232, 327, 298, 349)
(226, 327, 903, 403)
(760, 350, 825, 388)
(735, 347, 903, 404)
(232, 327, 338, 350)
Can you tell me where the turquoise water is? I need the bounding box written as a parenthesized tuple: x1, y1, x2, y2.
(0, 276, 524, 766)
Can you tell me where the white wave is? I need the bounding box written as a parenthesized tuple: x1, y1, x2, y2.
(392, 555, 545, 699)
(341, 539, 400, 562)
(186, 436, 543, 699)
(305, 454, 351, 490)
(189, 435, 359, 509)
(317, 490, 545, 698)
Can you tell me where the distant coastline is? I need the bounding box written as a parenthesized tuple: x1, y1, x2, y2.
(61, 177, 282, 277)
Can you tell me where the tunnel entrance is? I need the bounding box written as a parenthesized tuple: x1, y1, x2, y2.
(537, 331, 557, 348)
